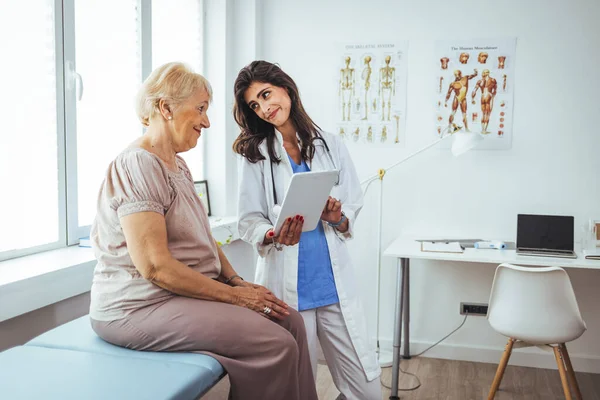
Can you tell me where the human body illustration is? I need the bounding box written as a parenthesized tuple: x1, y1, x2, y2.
(445, 69, 478, 131)
(361, 56, 372, 120)
(440, 57, 449, 69)
(393, 114, 400, 143)
(471, 69, 497, 134)
(498, 56, 506, 69)
(381, 125, 387, 142)
(339, 57, 355, 121)
(478, 52, 488, 64)
(378, 55, 395, 121)
(459, 53, 470, 64)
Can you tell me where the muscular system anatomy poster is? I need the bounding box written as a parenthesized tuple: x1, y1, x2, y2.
(336, 42, 408, 147)
(435, 38, 516, 150)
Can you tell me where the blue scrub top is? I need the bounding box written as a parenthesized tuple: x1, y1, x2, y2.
(287, 154, 339, 311)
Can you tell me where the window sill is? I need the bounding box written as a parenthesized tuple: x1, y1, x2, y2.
(0, 216, 238, 322)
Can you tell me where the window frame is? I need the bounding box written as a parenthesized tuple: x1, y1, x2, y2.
(62, 0, 82, 245)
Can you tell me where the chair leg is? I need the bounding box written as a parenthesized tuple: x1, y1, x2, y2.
(559, 344, 583, 400)
(553, 346, 573, 400)
(487, 338, 515, 400)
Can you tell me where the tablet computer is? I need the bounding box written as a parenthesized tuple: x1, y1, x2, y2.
(273, 170, 339, 236)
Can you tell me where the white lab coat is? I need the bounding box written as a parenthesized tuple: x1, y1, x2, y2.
(237, 130, 381, 381)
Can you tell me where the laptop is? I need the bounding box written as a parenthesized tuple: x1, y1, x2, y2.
(516, 214, 577, 258)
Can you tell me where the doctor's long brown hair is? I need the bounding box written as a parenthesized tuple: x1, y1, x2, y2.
(232, 61, 322, 164)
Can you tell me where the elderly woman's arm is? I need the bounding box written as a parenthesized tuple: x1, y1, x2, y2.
(121, 211, 289, 319)
(214, 242, 245, 287)
(215, 242, 278, 295)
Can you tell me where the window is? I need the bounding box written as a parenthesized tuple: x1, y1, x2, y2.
(0, 0, 63, 257)
(0, 0, 205, 261)
(65, 0, 143, 238)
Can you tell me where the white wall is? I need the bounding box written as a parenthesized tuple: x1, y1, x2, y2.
(254, 0, 600, 371)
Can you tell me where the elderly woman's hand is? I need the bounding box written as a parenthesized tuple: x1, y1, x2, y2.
(232, 285, 290, 320)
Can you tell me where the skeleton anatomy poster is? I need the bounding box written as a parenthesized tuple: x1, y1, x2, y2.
(435, 38, 516, 149)
(336, 42, 408, 147)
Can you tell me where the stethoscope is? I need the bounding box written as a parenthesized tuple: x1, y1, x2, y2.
(270, 135, 339, 210)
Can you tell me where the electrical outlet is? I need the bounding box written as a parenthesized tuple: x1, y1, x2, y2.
(460, 302, 488, 316)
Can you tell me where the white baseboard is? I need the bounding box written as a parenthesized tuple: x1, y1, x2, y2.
(378, 338, 600, 374)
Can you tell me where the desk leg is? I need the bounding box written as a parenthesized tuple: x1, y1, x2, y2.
(403, 259, 411, 359)
(389, 258, 406, 400)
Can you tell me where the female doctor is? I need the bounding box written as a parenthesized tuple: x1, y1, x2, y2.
(233, 60, 381, 400)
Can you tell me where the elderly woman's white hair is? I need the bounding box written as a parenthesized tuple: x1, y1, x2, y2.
(136, 62, 213, 126)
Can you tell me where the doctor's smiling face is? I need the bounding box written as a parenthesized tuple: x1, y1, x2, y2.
(233, 60, 322, 163)
(244, 82, 293, 131)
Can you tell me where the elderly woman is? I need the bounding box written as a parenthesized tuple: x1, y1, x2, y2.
(89, 62, 318, 400)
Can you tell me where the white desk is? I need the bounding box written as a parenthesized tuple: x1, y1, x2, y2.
(382, 236, 600, 400)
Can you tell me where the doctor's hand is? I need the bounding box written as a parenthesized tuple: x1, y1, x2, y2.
(232, 286, 289, 320)
(320, 196, 343, 225)
(263, 215, 304, 246)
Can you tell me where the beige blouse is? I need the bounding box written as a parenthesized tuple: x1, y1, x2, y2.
(89, 148, 220, 321)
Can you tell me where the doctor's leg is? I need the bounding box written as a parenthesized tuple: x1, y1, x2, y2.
(300, 308, 319, 380)
(317, 303, 382, 400)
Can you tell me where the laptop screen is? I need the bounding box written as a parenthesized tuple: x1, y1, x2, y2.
(517, 214, 574, 251)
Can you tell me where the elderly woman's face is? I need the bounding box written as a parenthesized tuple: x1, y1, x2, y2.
(170, 88, 211, 152)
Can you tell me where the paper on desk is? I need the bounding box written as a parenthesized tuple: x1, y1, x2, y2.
(583, 249, 600, 260)
(420, 241, 464, 253)
(415, 238, 483, 248)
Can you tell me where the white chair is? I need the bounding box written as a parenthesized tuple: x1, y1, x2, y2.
(486, 263, 587, 400)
